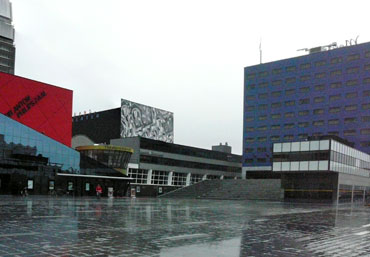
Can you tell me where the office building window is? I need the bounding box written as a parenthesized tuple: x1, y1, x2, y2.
(298, 133, 308, 139)
(300, 75, 311, 81)
(271, 125, 280, 130)
(258, 71, 268, 77)
(284, 123, 294, 129)
(362, 103, 370, 109)
(246, 138, 255, 143)
(245, 159, 254, 163)
(271, 113, 281, 119)
(258, 126, 268, 131)
(246, 105, 255, 111)
(329, 94, 341, 102)
(246, 84, 256, 89)
(328, 131, 339, 136)
(300, 63, 311, 69)
(363, 78, 370, 84)
(258, 104, 268, 110)
(246, 73, 256, 79)
(272, 80, 282, 86)
(330, 82, 342, 88)
(246, 95, 255, 100)
(314, 84, 325, 91)
(347, 67, 359, 74)
(315, 60, 326, 66)
(298, 110, 309, 116)
(328, 119, 339, 125)
(345, 105, 357, 111)
(258, 93, 268, 99)
(257, 147, 267, 152)
(258, 82, 268, 88)
(258, 137, 267, 142)
(284, 112, 294, 118)
(313, 120, 324, 126)
(272, 68, 282, 74)
(286, 66, 296, 72)
(360, 129, 370, 135)
(271, 102, 282, 108)
(347, 53, 360, 61)
(285, 89, 295, 95)
(259, 115, 267, 120)
(152, 170, 170, 185)
(315, 72, 326, 78)
(346, 92, 358, 99)
(346, 79, 358, 86)
(344, 130, 356, 136)
(286, 77, 296, 84)
(360, 141, 370, 147)
(364, 90, 370, 97)
(272, 91, 282, 97)
(299, 98, 310, 105)
(270, 135, 280, 141)
(364, 64, 370, 71)
(344, 117, 357, 124)
(285, 100, 295, 106)
(330, 70, 342, 76)
(257, 158, 267, 163)
(246, 127, 254, 132)
(314, 96, 325, 103)
(329, 107, 341, 113)
(313, 109, 324, 115)
(245, 116, 254, 122)
(312, 132, 323, 137)
(284, 135, 294, 141)
(361, 116, 370, 122)
(245, 148, 254, 153)
(299, 87, 310, 93)
(331, 57, 342, 64)
(298, 122, 309, 127)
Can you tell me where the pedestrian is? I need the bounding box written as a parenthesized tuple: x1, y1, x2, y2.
(96, 184, 102, 199)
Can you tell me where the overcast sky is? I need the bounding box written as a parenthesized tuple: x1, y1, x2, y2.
(11, 0, 370, 154)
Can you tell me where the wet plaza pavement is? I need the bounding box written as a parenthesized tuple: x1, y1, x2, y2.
(0, 197, 369, 257)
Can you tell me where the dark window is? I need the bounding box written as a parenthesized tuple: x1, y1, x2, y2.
(286, 77, 296, 84)
(330, 57, 342, 64)
(362, 116, 370, 122)
(363, 78, 370, 84)
(298, 133, 308, 139)
(299, 98, 310, 105)
(247, 84, 256, 89)
(346, 79, 358, 86)
(300, 75, 311, 81)
(298, 122, 309, 127)
(284, 135, 294, 140)
(271, 113, 281, 119)
(328, 131, 339, 136)
(257, 158, 267, 163)
(329, 107, 341, 113)
(272, 68, 282, 74)
(246, 116, 254, 122)
(259, 115, 267, 120)
(364, 90, 370, 97)
(284, 112, 294, 118)
(271, 125, 280, 130)
(245, 148, 254, 153)
(312, 132, 323, 137)
(315, 60, 326, 66)
(345, 92, 357, 99)
(246, 127, 254, 132)
(299, 87, 310, 93)
(298, 110, 309, 116)
(329, 94, 341, 102)
(313, 120, 324, 126)
(314, 96, 325, 103)
(330, 82, 342, 88)
(314, 84, 325, 91)
(272, 80, 282, 86)
(285, 89, 295, 95)
(284, 100, 295, 106)
(328, 119, 339, 125)
(258, 137, 267, 142)
(344, 130, 356, 136)
(245, 158, 254, 163)
(330, 70, 342, 76)
(315, 72, 326, 78)
(313, 109, 324, 115)
(258, 104, 268, 110)
(284, 123, 294, 129)
(344, 105, 357, 111)
(258, 126, 267, 131)
(271, 91, 282, 97)
(360, 141, 370, 147)
(258, 93, 268, 99)
(257, 147, 267, 152)
(300, 63, 311, 69)
(346, 67, 359, 74)
(271, 102, 282, 108)
(362, 103, 370, 109)
(344, 117, 357, 124)
(246, 138, 255, 143)
(259, 71, 268, 77)
(246, 73, 256, 79)
(361, 129, 370, 135)
(286, 66, 296, 72)
(246, 105, 255, 111)
(246, 95, 255, 100)
(270, 136, 280, 141)
(347, 53, 360, 61)
(364, 64, 370, 71)
(258, 82, 268, 88)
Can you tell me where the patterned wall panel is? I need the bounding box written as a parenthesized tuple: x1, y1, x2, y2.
(120, 99, 174, 143)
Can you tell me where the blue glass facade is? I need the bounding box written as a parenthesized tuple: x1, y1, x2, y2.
(243, 42, 370, 169)
(0, 113, 80, 171)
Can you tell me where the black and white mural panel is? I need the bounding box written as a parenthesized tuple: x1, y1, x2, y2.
(120, 99, 174, 143)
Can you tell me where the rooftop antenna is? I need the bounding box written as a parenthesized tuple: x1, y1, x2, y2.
(259, 38, 262, 64)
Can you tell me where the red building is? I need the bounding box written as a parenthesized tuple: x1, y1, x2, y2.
(0, 72, 72, 146)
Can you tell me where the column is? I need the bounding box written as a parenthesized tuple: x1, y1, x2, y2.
(186, 173, 191, 186)
(168, 171, 173, 186)
(147, 169, 152, 185)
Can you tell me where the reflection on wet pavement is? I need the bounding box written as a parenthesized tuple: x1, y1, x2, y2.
(0, 197, 369, 256)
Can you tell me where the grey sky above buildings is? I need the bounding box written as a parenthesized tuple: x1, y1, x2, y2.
(11, 0, 370, 154)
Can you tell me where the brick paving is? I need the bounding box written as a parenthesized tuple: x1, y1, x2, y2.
(0, 197, 369, 256)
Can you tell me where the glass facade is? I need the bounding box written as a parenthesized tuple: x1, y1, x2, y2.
(244, 42, 370, 169)
(0, 114, 80, 171)
(273, 139, 370, 177)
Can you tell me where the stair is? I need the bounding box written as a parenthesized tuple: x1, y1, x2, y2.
(159, 179, 282, 201)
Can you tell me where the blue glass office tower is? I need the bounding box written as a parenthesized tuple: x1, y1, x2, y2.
(243, 42, 370, 176)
